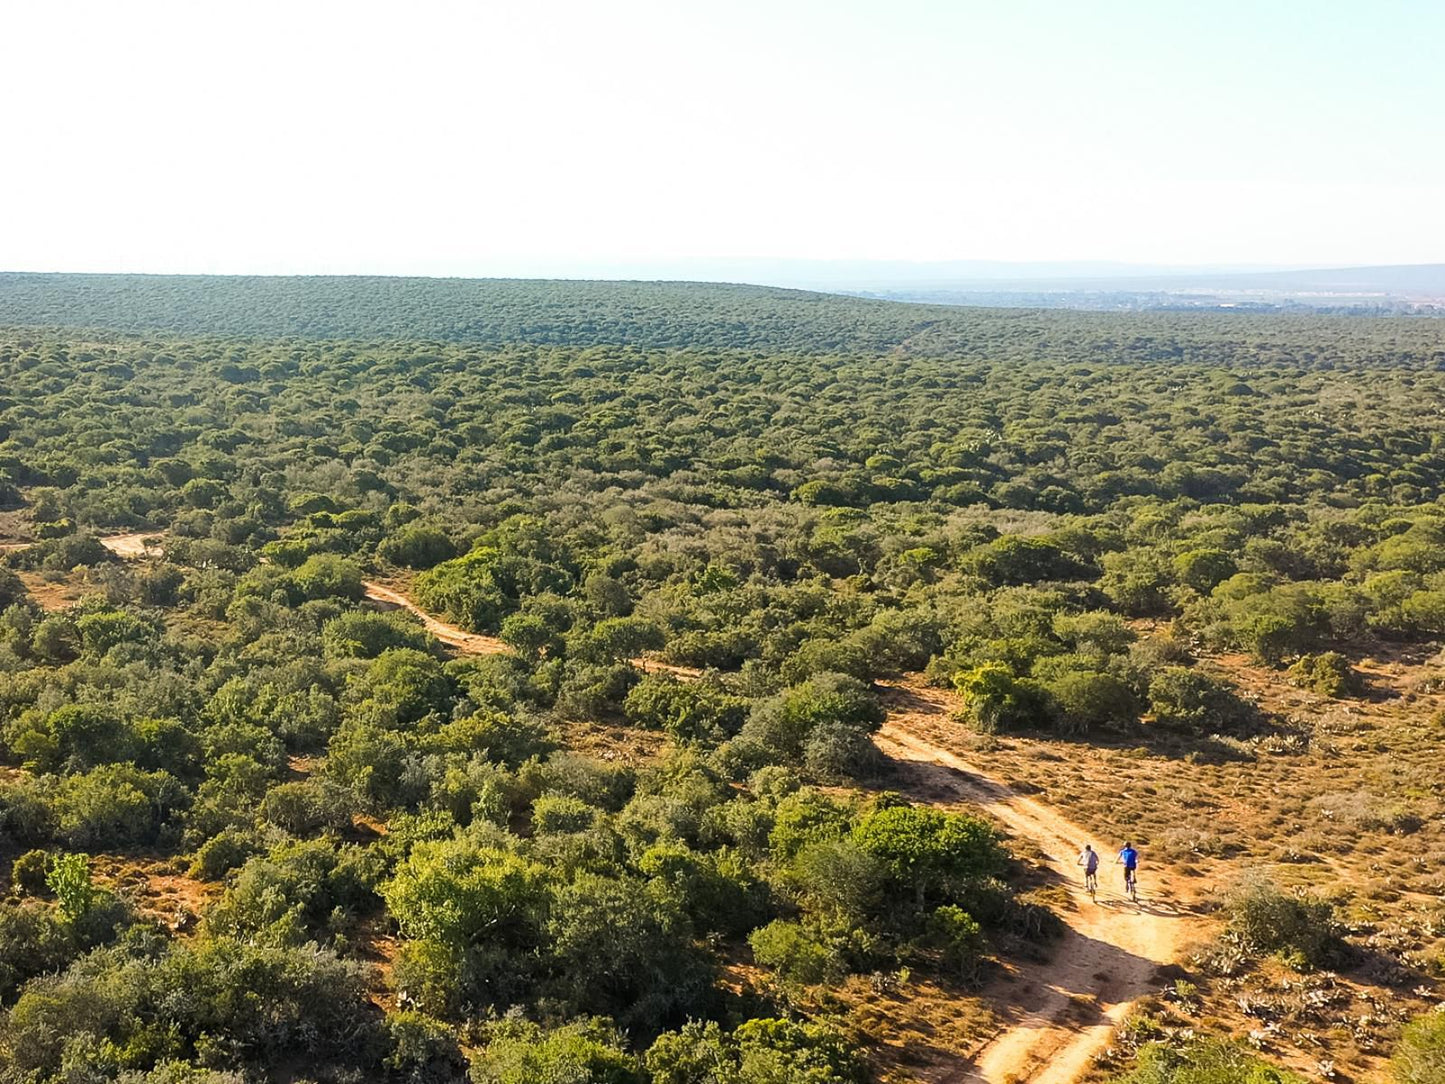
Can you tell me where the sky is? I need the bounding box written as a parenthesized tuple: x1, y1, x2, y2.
(3, 0, 1443, 278)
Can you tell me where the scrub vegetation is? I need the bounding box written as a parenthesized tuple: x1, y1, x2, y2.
(0, 282, 1441, 1082)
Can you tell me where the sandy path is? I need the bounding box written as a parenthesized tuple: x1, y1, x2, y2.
(2, 531, 164, 558)
(360, 581, 511, 656)
(99, 531, 165, 558)
(4, 537, 1200, 1077)
(359, 580, 704, 678)
(874, 682, 1206, 1084)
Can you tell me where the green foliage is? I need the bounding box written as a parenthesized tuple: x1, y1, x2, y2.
(646, 1017, 865, 1084)
(927, 903, 985, 979)
(1041, 668, 1140, 733)
(322, 609, 432, 658)
(206, 839, 381, 944)
(189, 827, 263, 881)
(964, 535, 1092, 587)
(1286, 652, 1361, 698)
(0, 567, 26, 610)
(1173, 548, 1238, 593)
(55, 764, 188, 848)
(852, 804, 1004, 909)
(378, 524, 457, 569)
(1, 936, 379, 1079)
(953, 662, 1047, 733)
(470, 1018, 641, 1084)
(384, 840, 551, 946)
(1392, 1010, 1445, 1084)
(1114, 1039, 1305, 1084)
(10, 850, 49, 897)
(546, 872, 715, 1032)
(1147, 667, 1256, 734)
(45, 852, 97, 922)
(284, 554, 362, 600)
(384, 1010, 467, 1082)
(740, 673, 883, 768)
(1225, 877, 1340, 968)
(6, 283, 1445, 1078)
(748, 919, 845, 986)
(624, 675, 747, 744)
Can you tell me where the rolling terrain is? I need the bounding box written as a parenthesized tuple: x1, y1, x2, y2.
(0, 279, 1443, 1084)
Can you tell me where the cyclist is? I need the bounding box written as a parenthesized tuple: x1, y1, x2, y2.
(1116, 842, 1139, 900)
(1077, 844, 1099, 896)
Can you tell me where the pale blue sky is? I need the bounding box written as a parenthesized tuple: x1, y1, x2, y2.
(3, 0, 1441, 276)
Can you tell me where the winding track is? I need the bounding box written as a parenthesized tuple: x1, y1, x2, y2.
(33, 535, 1202, 1082)
(876, 682, 1204, 1083)
(347, 584, 1205, 1082)
(360, 580, 509, 655)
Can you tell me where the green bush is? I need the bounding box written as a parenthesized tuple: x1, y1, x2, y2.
(55, 765, 188, 849)
(292, 554, 364, 600)
(545, 872, 715, 1031)
(383, 1010, 467, 1082)
(852, 803, 1004, 908)
(1115, 1039, 1304, 1084)
(1224, 877, 1340, 968)
(927, 904, 985, 981)
(378, 524, 457, 570)
(45, 852, 98, 922)
(260, 779, 355, 835)
(646, 1017, 866, 1084)
(2, 936, 380, 1078)
(1147, 667, 1256, 734)
(189, 827, 263, 881)
(321, 610, 431, 658)
(623, 675, 747, 745)
(531, 793, 598, 834)
(748, 919, 843, 986)
(1042, 668, 1140, 733)
(1392, 1010, 1445, 1084)
(953, 663, 1048, 733)
(206, 839, 381, 944)
(469, 1018, 641, 1084)
(1286, 652, 1361, 698)
(10, 849, 50, 896)
(741, 672, 883, 760)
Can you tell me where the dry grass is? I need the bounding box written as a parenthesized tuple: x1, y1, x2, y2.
(89, 853, 218, 930)
(890, 639, 1445, 1082)
(841, 972, 1002, 1083)
(16, 569, 92, 611)
(552, 720, 670, 765)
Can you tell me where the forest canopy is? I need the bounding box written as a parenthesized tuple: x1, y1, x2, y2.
(0, 281, 1442, 1083)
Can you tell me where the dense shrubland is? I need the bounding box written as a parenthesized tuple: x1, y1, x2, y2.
(1, 297, 1443, 1081)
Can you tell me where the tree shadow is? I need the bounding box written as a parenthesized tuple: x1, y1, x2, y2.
(876, 678, 1303, 765)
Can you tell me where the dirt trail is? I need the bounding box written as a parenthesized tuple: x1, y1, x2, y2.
(875, 681, 1207, 1084)
(359, 580, 701, 677)
(3, 542, 1196, 1078)
(98, 531, 165, 558)
(2, 531, 164, 558)
(361, 581, 511, 656)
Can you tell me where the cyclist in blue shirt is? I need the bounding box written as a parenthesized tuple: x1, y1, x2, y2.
(1116, 842, 1139, 899)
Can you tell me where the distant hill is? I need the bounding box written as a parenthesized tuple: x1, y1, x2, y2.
(1, 271, 1443, 366)
(1217, 263, 1445, 294)
(0, 273, 927, 352)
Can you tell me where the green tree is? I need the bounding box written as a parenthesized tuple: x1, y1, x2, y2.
(852, 804, 1004, 908)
